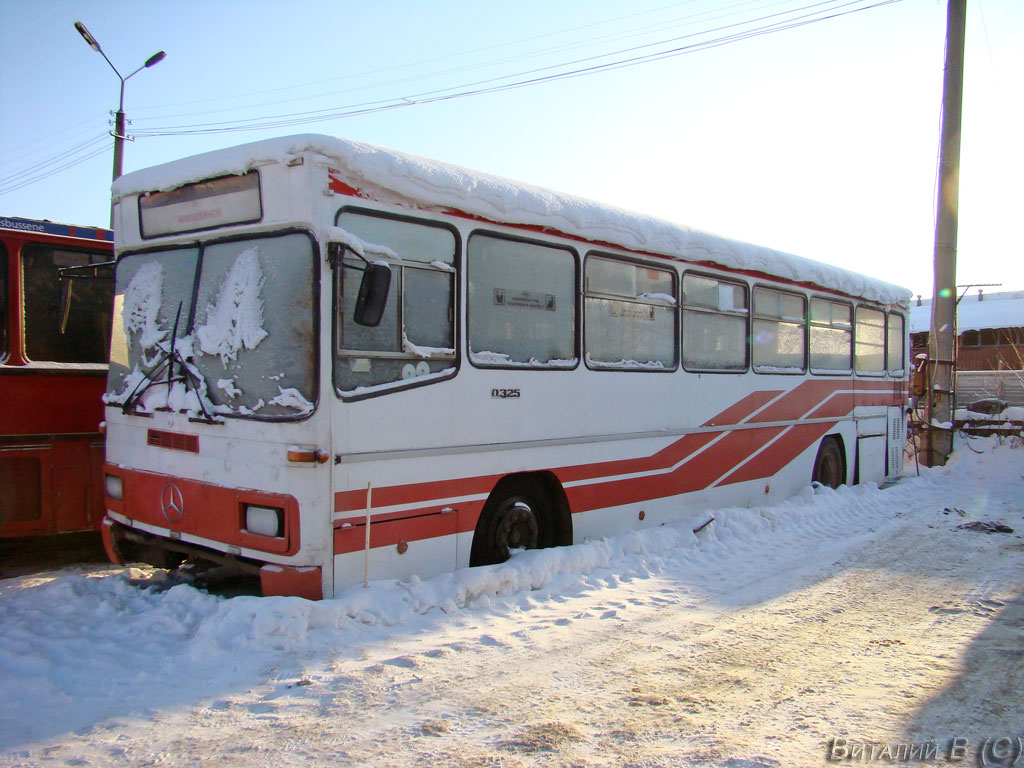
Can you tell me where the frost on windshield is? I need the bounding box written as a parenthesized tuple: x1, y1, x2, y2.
(105, 233, 317, 420)
(195, 248, 269, 365)
(268, 387, 314, 416)
(122, 262, 167, 352)
(104, 259, 211, 416)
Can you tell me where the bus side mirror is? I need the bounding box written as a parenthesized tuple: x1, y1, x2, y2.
(353, 263, 391, 327)
(55, 260, 115, 334)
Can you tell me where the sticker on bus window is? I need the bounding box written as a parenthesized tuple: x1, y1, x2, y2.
(610, 303, 656, 321)
(493, 288, 555, 311)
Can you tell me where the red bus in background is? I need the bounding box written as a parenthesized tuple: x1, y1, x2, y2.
(1, 216, 114, 539)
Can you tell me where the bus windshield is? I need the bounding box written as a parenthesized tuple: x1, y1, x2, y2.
(105, 231, 317, 420)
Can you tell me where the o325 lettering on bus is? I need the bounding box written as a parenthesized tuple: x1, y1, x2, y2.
(491, 388, 521, 399)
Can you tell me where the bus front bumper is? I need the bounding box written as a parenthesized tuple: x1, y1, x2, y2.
(101, 516, 323, 599)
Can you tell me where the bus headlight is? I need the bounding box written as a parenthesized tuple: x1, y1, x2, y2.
(244, 504, 283, 538)
(105, 474, 123, 501)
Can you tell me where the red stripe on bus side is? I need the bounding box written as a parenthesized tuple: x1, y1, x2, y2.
(332, 419, 843, 556)
(554, 389, 783, 485)
(557, 382, 850, 496)
(334, 502, 482, 555)
(332, 380, 904, 527)
(700, 389, 784, 428)
(746, 379, 847, 423)
(335, 389, 785, 515)
(805, 391, 856, 420)
(555, 431, 717, 485)
(565, 425, 786, 514)
(853, 391, 903, 408)
(327, 170, 370, 200)
(335, 474, 504, 515)
(716, 421, 837, 487)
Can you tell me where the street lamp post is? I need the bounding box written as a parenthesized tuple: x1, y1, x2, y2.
(74, 20, 165, 222)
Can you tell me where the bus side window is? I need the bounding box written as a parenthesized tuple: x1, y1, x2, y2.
(584, 254, 677, 371)
(886, 312, 905, 374)
(855, 306, 886, 374)
(752, 286, 807, 374)
(21, 244, 112, 364)
(467, 233, 577, 369)
(682, 273, 748, 372)
(335, 211, 457, 395)
(809, 298, 853, 373)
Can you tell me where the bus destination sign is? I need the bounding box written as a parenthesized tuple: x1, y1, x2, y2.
(139, 171, 262, 238)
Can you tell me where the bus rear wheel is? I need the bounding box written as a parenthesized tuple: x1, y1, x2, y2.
(812, 437, 845, 489)
(471, 478, 547, 567)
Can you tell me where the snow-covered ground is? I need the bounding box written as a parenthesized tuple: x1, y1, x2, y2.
(2, 436, 1022, 767)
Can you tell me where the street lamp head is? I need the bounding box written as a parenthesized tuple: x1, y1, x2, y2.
(73, 21, 102, 53)
(73, 20, 166, 202)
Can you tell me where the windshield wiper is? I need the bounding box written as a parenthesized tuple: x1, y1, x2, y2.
(120, 303, 216, 421)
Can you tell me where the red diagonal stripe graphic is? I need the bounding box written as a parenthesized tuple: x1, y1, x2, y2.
(717, 421, 837, 487)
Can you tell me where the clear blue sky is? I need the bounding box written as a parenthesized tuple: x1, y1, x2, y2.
(1, 0, 1021, 300)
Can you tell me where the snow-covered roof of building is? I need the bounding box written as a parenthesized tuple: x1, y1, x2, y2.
(909, 290, 1024, 334)
(113, 134, 910, 306)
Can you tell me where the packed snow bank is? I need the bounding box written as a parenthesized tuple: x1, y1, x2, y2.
(1, 436, 1021, 754)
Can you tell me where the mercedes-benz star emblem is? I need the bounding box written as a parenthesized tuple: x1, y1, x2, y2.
(160, 483, 185, 524)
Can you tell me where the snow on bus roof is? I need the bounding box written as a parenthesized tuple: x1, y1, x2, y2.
(113, 134, 910, 306)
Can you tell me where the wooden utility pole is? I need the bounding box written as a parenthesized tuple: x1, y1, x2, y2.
(925, 0, 967, 466)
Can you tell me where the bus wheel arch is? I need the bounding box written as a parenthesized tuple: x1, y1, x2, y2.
(469, 472, 572, 567)
(812, 435, 846, 489)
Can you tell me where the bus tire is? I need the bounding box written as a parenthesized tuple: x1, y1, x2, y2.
(812, 436, 845, 489)
(470, 475, 569, 567)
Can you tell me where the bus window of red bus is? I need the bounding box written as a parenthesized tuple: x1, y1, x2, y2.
(21, 245, 112, 363)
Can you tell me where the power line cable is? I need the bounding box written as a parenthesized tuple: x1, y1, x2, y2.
(128, 0, 708, 117)
(0, 115, 108, 163)
(135, 0, 902, 137)
(128, 0, 873, 125)
(5, 0, 904, 196)
(0, 141, 110, 196)
(0, 134, 110, 187)
(135, 0, 856, 127)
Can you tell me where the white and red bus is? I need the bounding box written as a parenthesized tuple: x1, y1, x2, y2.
(1, 216, 114, 539)
(100, 135, 909, 599)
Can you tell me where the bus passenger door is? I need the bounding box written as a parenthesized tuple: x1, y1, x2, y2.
(854, 412, 886, 486)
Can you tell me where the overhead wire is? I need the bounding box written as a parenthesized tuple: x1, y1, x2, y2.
(140, 0, 852, 129)
(0, 132, 112, 193)
(0, 137, 111, 195)
(132, 0, 708, 118)
(131, 0, 798, 123)
(133, 0, 903, 137)
(4, 0, 905, 196)
(0, 115, 109, 165)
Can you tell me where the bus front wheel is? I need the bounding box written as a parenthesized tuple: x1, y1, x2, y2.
(812, 437, 845, 489)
